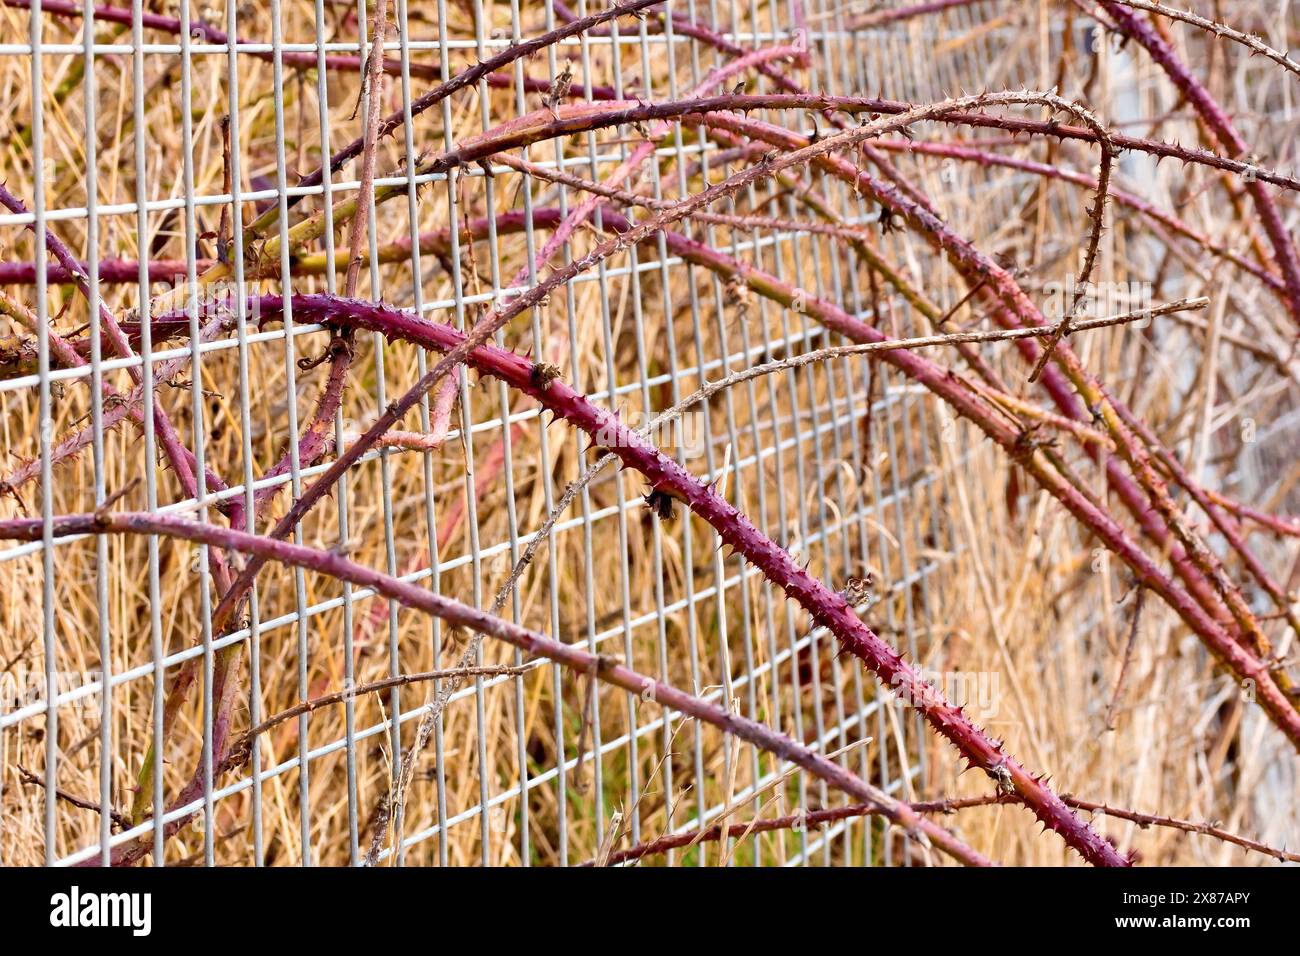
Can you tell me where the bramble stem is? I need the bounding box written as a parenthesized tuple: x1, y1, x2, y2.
(0, 510, 994, 868)
(212, 292, 1129, 866)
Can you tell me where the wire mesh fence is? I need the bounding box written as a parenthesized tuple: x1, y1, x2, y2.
(2, 0, 1297, 867)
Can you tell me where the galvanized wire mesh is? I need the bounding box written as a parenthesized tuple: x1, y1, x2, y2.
(0, 0, 1153, 866)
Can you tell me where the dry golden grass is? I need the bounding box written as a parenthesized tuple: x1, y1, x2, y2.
(0, 0, 1297, 866)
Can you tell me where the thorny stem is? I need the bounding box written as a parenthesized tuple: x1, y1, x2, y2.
(1107, 397, 1300, 653)
(204, 292, 1130, 866)
(119, 2, 662, 823)
(869, 138, 1287, 297)
(183, 97, 1147, 870)
(824, 84, 1296, 680)
(129, 0, 399, 835)
(211, 101, 1281, 659)
(0, 288, 241, 527)
(1, 136, 1285, 320)
(588, 177, 1300, 743)
(15, 186, 1290, 739)
(9, 197, 1285, 586)
(241, 0, 665, 239)
(5, 16, 1295, 864)
(1025, 118, 1117, 380)
(245, 90, 1300, 281)
(48, 155, 1289, 780)
(0, 511, 994, 868)
(1104, 588, 1147, 731)
(214, 91, 1082, 638)
(0, 306, 239, 502)
(586, 790, 1300, 867)
(3, 0, 627, 118)
(0, 185, 236, 590)
(247, 0, 398, 509)
(1096, 1, 1300, 326)
(847, 0, 981, 30)
(223, 665, 535, 767)
(342, 1, 388, 300)
(1201, 492, 1300, 540)
(485, 297, 1207, 622)
(0, 186, 243, 826)
(1107, 0, 1300, 85)
(691, 111, 1291, 707)
(15, 765, 133, 832)
(363, 42, 815, 857)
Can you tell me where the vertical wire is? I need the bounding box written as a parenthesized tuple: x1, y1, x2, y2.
(743, 0, 790, 868)
(127, 0, 167, 870)
(601, 4, 659, 851)
(542, 0, 608, 843)
(392, 0, 444, 868)
(463, 0, 533, 864)
(776, 190, 833, 867)
(520, 0, 570, 866)
(77, 0, 112, 867)
(629, 5, 677, 865)
(790, 3, 857, 866)
(674, 0, 727, 859)
(482, 0, 535, 864)
(748, 0, 819, 862)
(466, 0, 497, 866)
(778, 17, 842, 865)
(177, 0, 218, 869)
(626, 3, 681, 868)
(432, 0, 487, 865)
(840, 3, 881, 867)
(29, 0, 59, 866)
(223, 0, 266, 869)
(751, 0, 808, 864)
(809, 0, 865, 862)
(574, 0, 630, 846)
(354, 0, 403, 866)
(692, 0, 765, 864)
(539, 0, 577, 865)
(658, 1, 711, 864)
(9, 0, 997, 868)
(824, 0, 882, 866)
(310, 0, 359, 866)
(267, 0, 314, 864)
(344, 0, 410, 867)
(727, 0, 789, 868)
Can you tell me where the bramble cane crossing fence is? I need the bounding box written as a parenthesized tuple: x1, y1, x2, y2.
(1, 0, 1298, 867)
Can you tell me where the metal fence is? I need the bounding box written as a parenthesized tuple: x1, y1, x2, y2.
(0, 0, 1053, 866)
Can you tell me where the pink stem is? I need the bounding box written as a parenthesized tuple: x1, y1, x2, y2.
(1097, 1, 1300, 325)
(0, 511, 994, 868)
(692, 114, 1241, 625)
(232, 292, 1130, 866)
(0, 185, 236, 558)
(873, 138, 1285, 295)
(244, 0, 657, 231)
(6, 0, 624, 103)
(848, 0, 982, 29)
